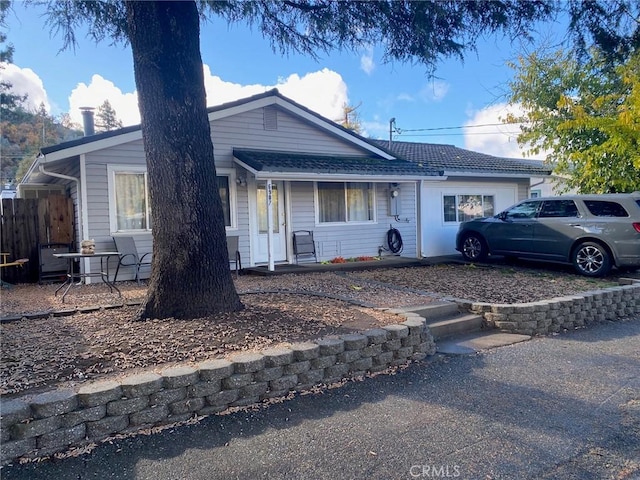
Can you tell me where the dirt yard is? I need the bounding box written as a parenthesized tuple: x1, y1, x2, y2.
(0, 261, 625, 397)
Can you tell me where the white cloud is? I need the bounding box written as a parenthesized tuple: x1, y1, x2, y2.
(1, 63, 50, 112)
(68, 75, 139, 126)
(463, 103, 546, 160)
(362, 117, 390, 140)
(419, 80, 449, 103)
(66, 66, 348, 128)
(274, 68, 348, 120)
(396, 93, 414, 102)
(360, 46, 375, 75)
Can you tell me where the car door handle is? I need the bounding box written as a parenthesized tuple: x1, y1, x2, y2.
(569, 224, 582, 227)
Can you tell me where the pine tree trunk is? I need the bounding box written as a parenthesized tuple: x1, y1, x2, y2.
(125, 1, 243, 320)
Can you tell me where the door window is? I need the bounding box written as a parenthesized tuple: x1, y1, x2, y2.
(257, 183, 279, 234)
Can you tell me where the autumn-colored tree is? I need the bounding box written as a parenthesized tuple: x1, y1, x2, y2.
(507, 49, 640, 193)
(337, 103, 363, 134)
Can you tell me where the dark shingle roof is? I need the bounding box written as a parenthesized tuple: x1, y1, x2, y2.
(369, 140, 551, 176)
(233, 149, 441, 177)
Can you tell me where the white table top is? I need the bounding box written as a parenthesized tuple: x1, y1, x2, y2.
(53, 252, 121, 258)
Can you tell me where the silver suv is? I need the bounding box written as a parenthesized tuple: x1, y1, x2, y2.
(456, 193, 640, 276)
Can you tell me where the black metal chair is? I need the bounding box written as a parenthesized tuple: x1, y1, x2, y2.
(292, 230, 318, 264)
(113, 236, 152, 284)
(226, 235, 242, 277)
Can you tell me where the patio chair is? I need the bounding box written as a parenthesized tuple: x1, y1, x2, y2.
(226, 235, 242, 277)
(113, 236, 152, 284)
(293, 230, 318, 264)
(38, 243, 71, 284)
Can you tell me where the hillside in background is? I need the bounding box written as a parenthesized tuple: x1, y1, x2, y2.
(1, 107, 83, 186)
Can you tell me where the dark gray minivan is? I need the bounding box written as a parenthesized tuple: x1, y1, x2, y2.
(455, 193, 640, 276)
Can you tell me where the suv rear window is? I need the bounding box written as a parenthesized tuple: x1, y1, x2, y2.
(584, 200, 629, 217)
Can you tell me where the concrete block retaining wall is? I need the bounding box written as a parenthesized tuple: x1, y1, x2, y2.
(461, 283, 640, 336)
(0, 318, 435, 465)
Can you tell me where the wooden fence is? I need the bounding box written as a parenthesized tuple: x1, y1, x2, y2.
(1, 195, 75, 283)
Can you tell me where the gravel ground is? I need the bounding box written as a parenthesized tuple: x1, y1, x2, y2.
(0, 261, 626, 397)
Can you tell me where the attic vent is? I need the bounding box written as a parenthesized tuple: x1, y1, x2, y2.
(264, 106, 278, 130)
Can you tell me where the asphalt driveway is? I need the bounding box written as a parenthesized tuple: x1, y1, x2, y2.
(3, 318, 639, 480)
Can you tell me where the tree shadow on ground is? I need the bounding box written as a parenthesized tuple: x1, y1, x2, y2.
(3, 319, 639, 480)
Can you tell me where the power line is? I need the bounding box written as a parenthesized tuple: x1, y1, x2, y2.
(396, 131, 521, 138)
(394, 120, 526, 134)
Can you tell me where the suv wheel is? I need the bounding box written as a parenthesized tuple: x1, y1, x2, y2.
(461, 234, 487, 262)
(572, 241, 611, 277)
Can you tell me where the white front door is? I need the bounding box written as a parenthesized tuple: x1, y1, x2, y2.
(254, 181, 287, 263)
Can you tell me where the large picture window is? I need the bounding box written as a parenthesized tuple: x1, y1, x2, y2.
(109, 166, 234, 232)
(443, 194, 494, 223)
(317, 182, 374, 224)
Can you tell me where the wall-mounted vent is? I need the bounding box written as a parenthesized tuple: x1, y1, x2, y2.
(264, 106, 278, 131)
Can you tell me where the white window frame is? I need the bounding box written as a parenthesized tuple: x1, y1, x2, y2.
(107, 165, 151, 233)
(216, 168, 238, 231)
(314, 181, 377, 226)
(107, 165, 238, 233)
(442, 193, 495, 223)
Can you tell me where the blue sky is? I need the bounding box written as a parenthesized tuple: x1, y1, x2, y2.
(3, 2, 561, 159)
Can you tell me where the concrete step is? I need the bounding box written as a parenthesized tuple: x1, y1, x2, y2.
(428, 313, 483, 340)
(436, 331, 531, 355)
(401, 301, 531, 354)
(402, 302, 461, 321)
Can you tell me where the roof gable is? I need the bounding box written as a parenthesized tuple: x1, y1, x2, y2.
(39, 89, 393, 161)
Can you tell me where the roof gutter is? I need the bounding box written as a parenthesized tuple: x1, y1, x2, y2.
(38, 164, 80, 192)
(442, 170, 549, 179)
(233, 159, 445, 182)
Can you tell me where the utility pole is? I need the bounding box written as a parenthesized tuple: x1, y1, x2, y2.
(389, 118, 396, 149)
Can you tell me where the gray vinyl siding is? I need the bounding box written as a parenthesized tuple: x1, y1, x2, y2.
(211, 108, 365, 167)
(288, 181, 418, 261)
(234, 181, 251, 264)
(516, 181, 529, 201)
(83, 141, 150, 281)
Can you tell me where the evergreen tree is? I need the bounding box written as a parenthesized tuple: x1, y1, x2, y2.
(96, 99, 123, 131)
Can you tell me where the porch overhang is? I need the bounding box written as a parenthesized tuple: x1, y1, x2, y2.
(233, 149, 444, 182)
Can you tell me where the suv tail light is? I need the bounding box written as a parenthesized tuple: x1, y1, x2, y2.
(633, 222, 640, 233)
